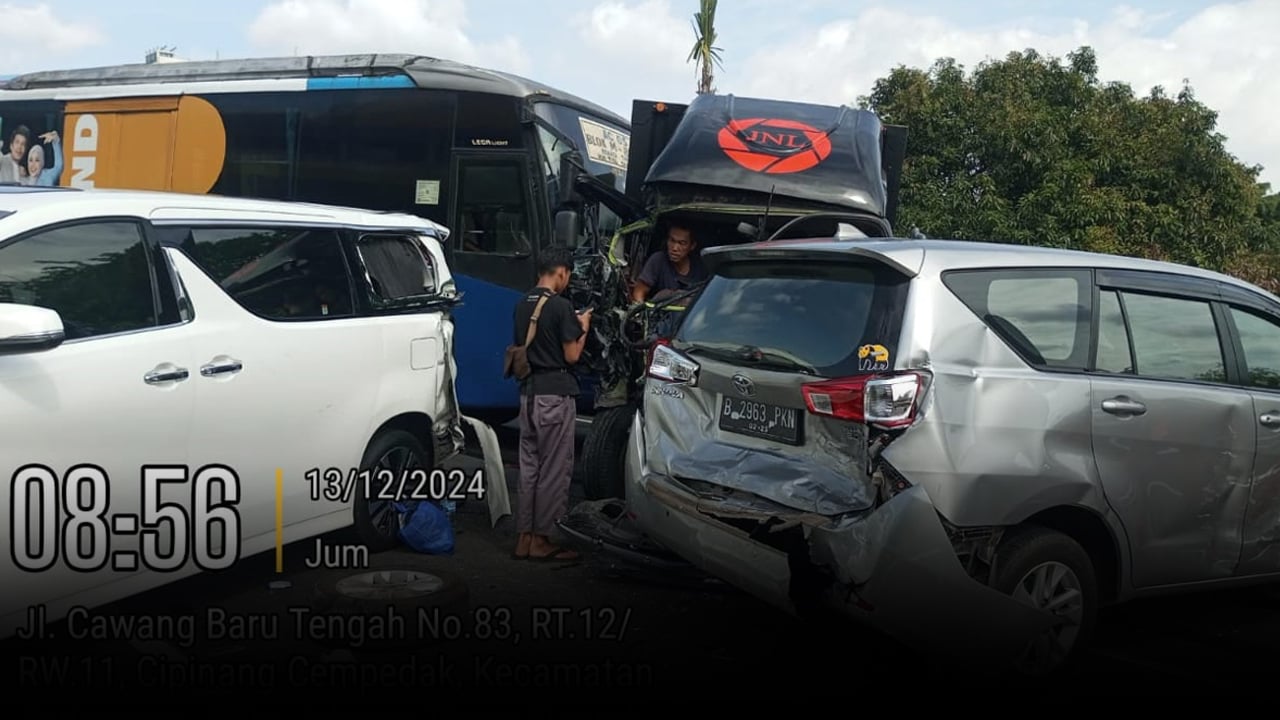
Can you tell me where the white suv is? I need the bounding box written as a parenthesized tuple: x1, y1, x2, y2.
(0, 186, 476, 639)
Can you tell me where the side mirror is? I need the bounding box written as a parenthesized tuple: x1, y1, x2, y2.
(0, 303, 65, 355)
(555, 210, 582, 247)
(559, 151, 585, 207)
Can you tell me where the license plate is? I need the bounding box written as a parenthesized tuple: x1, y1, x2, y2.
(719, 396, 801, 445)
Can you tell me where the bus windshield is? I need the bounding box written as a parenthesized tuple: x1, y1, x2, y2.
(534, 101, 630, 243)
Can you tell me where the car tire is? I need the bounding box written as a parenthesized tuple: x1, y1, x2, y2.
(351, 428, 434, 554)
(990, 525, 1097, 678)
(578, 403, 635, 500)
(307, 563, 470, 651)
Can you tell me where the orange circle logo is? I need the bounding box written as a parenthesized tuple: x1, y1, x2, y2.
(717, 118, 832, 174)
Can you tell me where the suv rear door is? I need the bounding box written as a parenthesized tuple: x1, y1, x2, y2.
(643, 247, 915, 515)
(1088, 270, 1255, 589)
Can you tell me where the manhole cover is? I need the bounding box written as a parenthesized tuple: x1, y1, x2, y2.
(334, 570, 445, 600)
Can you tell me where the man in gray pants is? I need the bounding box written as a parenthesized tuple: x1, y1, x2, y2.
(511, 246, 592, 561)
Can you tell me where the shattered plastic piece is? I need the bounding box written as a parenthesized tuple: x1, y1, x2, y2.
(462, 415, 510, 527)
(558, 498, 689, 568)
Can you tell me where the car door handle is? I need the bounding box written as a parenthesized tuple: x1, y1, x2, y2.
(200, 359, 243, 377)
(144, 366, 189, 384)
(1101, 397, 1146, 416)
(1260, 412, 1280, 428)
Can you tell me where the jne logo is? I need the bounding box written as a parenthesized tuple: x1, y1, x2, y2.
(717, 117, 832, 174)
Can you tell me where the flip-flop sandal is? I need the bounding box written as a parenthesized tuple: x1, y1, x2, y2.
(511, 552, 529, 560)
(529, 548, 579, 562)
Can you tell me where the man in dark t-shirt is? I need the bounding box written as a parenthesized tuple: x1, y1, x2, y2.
(510, 246, 591, 561)
(630, 222, 709, 303)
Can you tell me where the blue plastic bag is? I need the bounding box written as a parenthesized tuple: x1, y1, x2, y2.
(393, 500, 455, 555)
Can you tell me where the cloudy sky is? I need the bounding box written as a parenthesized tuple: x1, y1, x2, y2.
(4, 0, 1277, 187)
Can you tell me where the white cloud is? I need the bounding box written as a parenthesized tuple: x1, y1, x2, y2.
(245, 0, 531, 76)
(0, 3, 105, 71)
(573, 0, 688, 75)
(728, 0, 1280, 188)
(564, 0, 699, 113)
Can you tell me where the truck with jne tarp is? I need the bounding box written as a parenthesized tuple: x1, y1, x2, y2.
(551, 92, 907, 499)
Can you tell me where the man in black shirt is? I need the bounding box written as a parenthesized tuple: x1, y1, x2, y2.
(630, 222, 709, 303)
(511, 246, 591, 561)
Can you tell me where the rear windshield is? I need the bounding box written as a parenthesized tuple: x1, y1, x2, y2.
(674, 258, 909, 377)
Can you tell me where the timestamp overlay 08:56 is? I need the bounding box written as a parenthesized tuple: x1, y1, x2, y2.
(8, 464, 242, 575)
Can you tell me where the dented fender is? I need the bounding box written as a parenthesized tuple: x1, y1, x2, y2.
(804, 486, 1056, 664)
(624, 409, 1057, 666)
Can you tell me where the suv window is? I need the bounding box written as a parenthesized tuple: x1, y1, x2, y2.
(944, 268, 1092, 369)
(1095, 290, 1134, 374)
(674, 260, 908, 377)
(356, 233, 437, 303)
(1230, 307, 1280, 389)
(0, 221, 157, 340)
(181, 226, 353, 320)
(1121, 291, 1226, 382)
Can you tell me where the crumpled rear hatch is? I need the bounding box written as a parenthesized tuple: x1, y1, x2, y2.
(639, 247, 917, 517)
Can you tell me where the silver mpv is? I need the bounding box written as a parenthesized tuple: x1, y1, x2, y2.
(624, 236, 1280, 675)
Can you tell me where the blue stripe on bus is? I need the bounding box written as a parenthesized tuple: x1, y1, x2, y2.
(305, 75, 415, 90)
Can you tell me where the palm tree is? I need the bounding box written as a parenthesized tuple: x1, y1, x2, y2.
(687, 0, 723, 94)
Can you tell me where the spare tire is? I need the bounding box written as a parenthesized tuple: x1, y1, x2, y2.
(305, 562, 470, 651)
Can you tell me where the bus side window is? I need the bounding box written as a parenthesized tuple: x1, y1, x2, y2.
(207, 97, 298, 200)
(453, 157, 533, 256)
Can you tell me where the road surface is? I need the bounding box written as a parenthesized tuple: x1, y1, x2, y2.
(5, 418, 1279, 702)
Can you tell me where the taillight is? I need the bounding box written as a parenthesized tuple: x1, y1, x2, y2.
(647, 339, 699, 385)
(801, 371, 928, 428)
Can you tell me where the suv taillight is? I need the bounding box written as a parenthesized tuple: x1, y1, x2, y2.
(647, 339, 700, 385)
(801, 371, 928, 428)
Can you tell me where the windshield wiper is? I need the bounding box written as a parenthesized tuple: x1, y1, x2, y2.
(678, 341, 817, 375)
(739, 346, 817, 375)
(679, 341, 747, 365)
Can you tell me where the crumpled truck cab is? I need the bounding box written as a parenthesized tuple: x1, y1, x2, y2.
(617, 237, 1155, 677)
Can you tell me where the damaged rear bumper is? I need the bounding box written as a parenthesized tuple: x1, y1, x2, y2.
(622, 411, 1057, 666)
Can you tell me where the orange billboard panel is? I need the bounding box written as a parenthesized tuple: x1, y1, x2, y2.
(60, 95, 226, 193)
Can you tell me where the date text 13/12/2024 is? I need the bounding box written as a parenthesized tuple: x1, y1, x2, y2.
(8, 464, 487, 578)
(305, 467, 487, 504)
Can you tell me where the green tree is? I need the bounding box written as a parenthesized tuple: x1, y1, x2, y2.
(688, 0, 723, 94)
(859, 47, 1280, 291)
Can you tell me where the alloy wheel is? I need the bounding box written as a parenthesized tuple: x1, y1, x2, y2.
(1010, 560, 1085, 675)
(366, 445, 428, 541)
